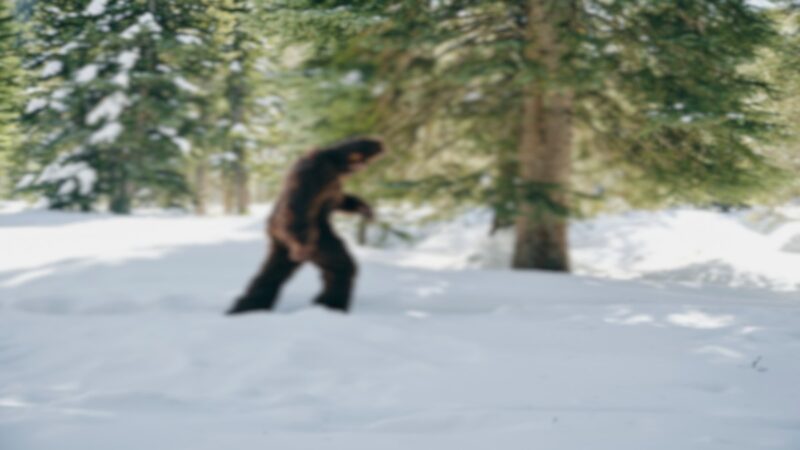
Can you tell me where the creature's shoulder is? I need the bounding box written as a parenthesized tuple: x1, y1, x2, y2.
(292, 151, 341, 179)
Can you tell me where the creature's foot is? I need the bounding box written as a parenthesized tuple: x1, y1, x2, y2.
(225, 297, 272, 315)
(313, 297, 350, 313)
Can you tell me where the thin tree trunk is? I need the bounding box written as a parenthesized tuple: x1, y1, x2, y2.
(223, 175, 235, 215)
(194, 161, 207, 216)
(490, 125, 520, 235)
(512, 0, 574, 271)
(232, 144, 249, 215)
(227, 17, 250, 216)
(235, 169, 249, 215)
(110, 163, 132, 214)
(356, 216, 368, 245)
(109, 0, 158, 215)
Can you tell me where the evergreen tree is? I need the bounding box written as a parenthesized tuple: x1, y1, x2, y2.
(263, 0, 786, 271)
(0, 0, 22, 184)
(18, 0, 218, 213)
(217, 0, 264, 215)
(183, 0, 284, 216)
(764, 3, 800, 199)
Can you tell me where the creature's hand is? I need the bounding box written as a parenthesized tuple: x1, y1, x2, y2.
(339, 194, 374, 220)
(358, 203, 375, 221)
(288, 243, 313, 262)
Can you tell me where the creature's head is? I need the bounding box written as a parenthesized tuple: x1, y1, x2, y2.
(323, 137, 386, 174)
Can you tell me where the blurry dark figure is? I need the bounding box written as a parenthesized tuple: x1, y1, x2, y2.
(227, 137, 385, 314)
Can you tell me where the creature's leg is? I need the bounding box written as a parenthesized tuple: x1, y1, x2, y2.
(227, 240, 300, 314)
(309, 230, 357, 312)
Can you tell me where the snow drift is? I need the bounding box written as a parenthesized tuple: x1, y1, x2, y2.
(1, 203, 798, 450)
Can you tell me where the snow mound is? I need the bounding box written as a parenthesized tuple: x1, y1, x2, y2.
(366, 206, 800, 292)
(570, 208, 800, 292)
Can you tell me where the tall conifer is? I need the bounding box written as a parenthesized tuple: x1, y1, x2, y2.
(264, 0, 785, 271)
(0, 0, 21, 176)
(19, 0, 217, 213)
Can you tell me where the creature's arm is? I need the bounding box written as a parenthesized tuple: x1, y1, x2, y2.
(282, 165, 326, 261)
(338, 194, 374, 220)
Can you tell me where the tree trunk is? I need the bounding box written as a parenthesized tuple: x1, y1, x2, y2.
(226, 20, 250, 216)
(512, 0, 574, 271)
(193, 162, 207, 216)
(223, 176, 235, 215)
(356, 216, 368, 245)
(232, 143, 249, 215)
(110, 165, 132, 214)
(490, 125, 520, 235)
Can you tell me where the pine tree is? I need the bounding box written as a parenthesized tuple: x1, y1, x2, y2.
(217, 0, 263, 215)
(764, 4, 800, 199)
(181, 0, 284, 216)
(18, 0, 218, 213)
(0, 0, 22, 183)
(265, 0, 786, 271)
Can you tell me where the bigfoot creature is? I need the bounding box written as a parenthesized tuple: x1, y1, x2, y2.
(227, 137, 385, 314)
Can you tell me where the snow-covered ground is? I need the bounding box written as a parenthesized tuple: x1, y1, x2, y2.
(1, 202, 799, 450)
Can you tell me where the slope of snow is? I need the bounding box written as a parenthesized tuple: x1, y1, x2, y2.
(368, 205, 800, 292)
(571, 207, 800, 291)
(1, 205, 798, 450)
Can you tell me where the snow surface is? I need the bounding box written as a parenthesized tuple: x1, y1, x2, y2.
(231, 123, 248, 134)
(171, 136, 192, 154)
(86, 92, 129, 125)
(340, 70, 363, 86)
(176, 34, 203, 45)
(34, 160, 97, 196)
(24, 98, 48, 114)
(40, 60, 62, 78)
(121, 13, 162, 40)
(379, 206, 800, 292)
(111, 72, 129, 87)
(109, 50, 140, 87)
(117, 49, 140, 71)
(174, 76, 200, 93)
(14, 174, 36, 190)
(570, 208, 800, 291)
(83, 0, 107, 17)
(51, 88, 71, 100)
(157, 126, 192, 154)
(58, 42, 80, 55)
(158, 126, 178, 137)
(89, 122, 123, 144)
(75, 64, 99, 84)
(1, 205, 798, 450)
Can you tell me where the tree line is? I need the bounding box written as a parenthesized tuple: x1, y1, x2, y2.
(1, 0, 798, 271)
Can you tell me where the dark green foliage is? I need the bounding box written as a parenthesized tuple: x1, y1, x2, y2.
(0, 0, 22, 172)
(180, 0, 289, 214)
(214, 0, 269, 214)
(760, 4, 800, 199)
(0, 0, 794, 223)
(575, 0, 786, 207)
(18, 0, 219, 213)
(259, 0, 788, 220)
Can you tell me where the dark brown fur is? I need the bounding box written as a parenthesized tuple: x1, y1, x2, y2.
(227, 137, 384, 314)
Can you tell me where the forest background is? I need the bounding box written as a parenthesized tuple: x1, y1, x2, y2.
(1, 0, 799, 272)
